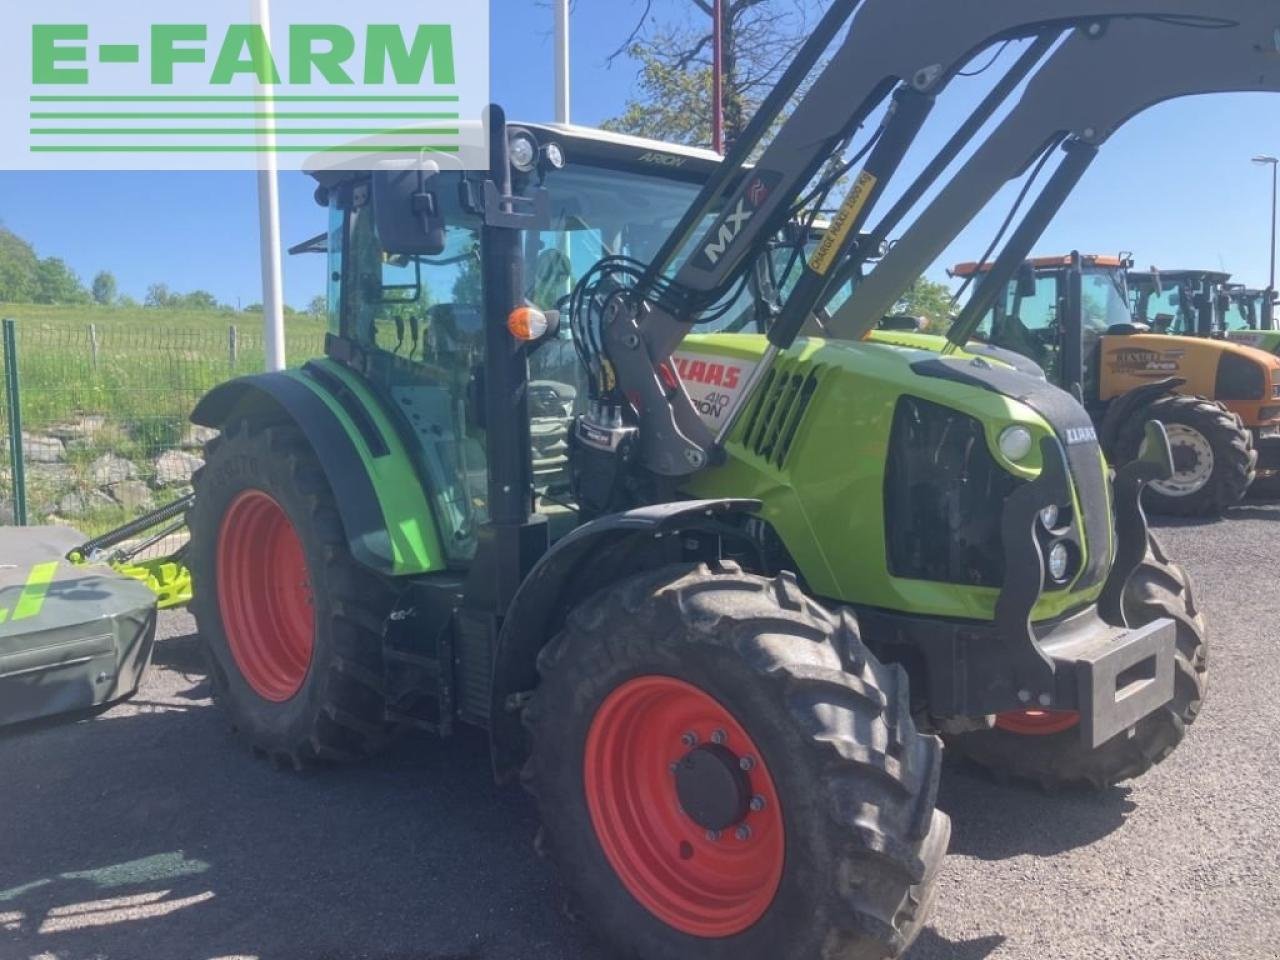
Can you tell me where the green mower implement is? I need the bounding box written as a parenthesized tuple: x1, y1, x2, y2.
(187, 5, 1276, 959)
(0, 495, 191, 727)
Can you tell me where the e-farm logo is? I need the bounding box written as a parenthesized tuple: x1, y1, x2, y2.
(1, 1, 490, 171)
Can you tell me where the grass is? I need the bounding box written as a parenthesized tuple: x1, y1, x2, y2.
(0, 303, 328, 533)
(1, 303, 327, 423)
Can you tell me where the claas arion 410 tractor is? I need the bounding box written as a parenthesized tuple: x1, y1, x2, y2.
(187, 5, 1277, 959)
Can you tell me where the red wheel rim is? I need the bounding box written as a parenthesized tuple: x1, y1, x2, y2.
(584, 676, 785, 938)
(995, 709, 1080, 736)
(216, 490, 315, 703)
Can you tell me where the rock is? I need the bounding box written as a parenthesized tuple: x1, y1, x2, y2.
(181, 424, 220, 450)
(49, 415, 107, 441)
(108, 480, 155, 512)
(91, 453, 138, 485)
(21, 433, 65, 463)
(26, 462, 75, 485)
(57, 489, 116, 519)
(154, 450, 204, 486)
(0, 501, 13, 525)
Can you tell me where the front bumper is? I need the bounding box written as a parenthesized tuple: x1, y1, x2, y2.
(861, 424, 1179, 749)
(1254, 431, 1280, 474)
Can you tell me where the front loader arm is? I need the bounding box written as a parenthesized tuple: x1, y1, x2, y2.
(573, 1, 1280, 481)
(826, 4, 1280, 345)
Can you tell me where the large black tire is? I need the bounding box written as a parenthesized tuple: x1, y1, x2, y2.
(524, 562, 950, 960)
(1117, 395, 1255, 517)
(189, 419, 394, 766)
(947, 533, 1208, 790)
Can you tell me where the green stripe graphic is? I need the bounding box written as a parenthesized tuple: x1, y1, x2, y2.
(31, 128, 461, 136)
(31, 145, 462, 153)
(31, 112, 459, 120)
(10, 562, 58, 622)
(30, 95, 460, 103)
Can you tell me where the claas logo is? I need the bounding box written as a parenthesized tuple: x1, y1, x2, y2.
(674, 357, 742, 389)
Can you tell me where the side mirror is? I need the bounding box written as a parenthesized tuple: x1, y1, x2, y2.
(1016, 262, 1037, 299)
(372, 169, 447, 257)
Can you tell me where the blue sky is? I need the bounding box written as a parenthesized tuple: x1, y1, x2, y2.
(0, 1, 1277, 310)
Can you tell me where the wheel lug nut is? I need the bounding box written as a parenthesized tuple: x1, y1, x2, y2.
(706, 830, 721, 842)
(736, 825, 752, 841)
(749, 795, 766, 812)
(711, 729, 727, 745)
(739, 755, 755, 771)
(681, 732, 698, 747)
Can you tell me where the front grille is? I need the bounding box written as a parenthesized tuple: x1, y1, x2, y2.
(740, 361, 824, 466)
(884, 396, 1022, 588)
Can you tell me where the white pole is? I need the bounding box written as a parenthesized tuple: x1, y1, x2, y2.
(254, 0, 286, 372)
(554, 0, 570, 124)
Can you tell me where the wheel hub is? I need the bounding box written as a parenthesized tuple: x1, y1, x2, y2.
(1154, 424, 1216, 498)
(583, 675, 785, 938)
(674, 744, 752, 832)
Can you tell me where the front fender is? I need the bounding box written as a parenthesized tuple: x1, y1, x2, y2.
(488, 498, 759, 783)
(191, 361, 445, 577)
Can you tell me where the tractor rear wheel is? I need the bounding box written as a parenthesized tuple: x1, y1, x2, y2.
(947, 532, 1207, 790)
(189, 419, 394, 766)
(523, 562, 949, 960)
(1118, 395, 1255, 516)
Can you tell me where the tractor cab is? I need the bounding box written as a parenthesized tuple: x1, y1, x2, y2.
(1129, 268, 1234, 337)
(299, 124, 753, 555)
(1223, 286, 1280, 356)
(950, 253, 1135, 401)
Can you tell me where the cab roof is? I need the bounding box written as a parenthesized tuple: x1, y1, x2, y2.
(950, 254, 1129, 278)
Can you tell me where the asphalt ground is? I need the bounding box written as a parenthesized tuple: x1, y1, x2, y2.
(2, 505, 1279, 960)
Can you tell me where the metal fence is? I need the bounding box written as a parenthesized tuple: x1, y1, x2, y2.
(0, 317, 325, 535)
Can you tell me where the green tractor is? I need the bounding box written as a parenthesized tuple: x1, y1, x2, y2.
(185, 5, 1276, 958)
(1225, 285, 1280, 354)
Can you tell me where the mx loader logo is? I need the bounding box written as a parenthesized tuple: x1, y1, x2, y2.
(699, 173, 779, 269)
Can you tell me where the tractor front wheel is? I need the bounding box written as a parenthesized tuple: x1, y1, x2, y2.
(189, 419, 394, 766)
(1118, 395, 1255, 516)
(524, 563, 950, 960)
(947, 532, 1207, 790)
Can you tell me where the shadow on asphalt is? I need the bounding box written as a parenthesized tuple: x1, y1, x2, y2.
(0, 673, 594, 960)
(935, 759, 1135, 860)
(910, 929, 1007, 960)
(0, 634, 1135, 960)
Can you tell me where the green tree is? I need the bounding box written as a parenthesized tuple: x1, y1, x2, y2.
(306, 294, 328, 316)
(178, 290, 219, 311)
(34, 257, 90, 304)
(91, 270, 118, 306)
(0, 227, 40, 302)
(145, 283, 174, 308)
(892, 278, 958, 333)
(603, 1, 821, 148)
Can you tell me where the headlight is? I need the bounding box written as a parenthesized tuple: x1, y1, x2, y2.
(1047, 541, 1071, 582)
(998, 425, 1034, 462)
(509, 133, 538, 172)
(543, 142, 566, 169)
(1039, 504, 1060, 530)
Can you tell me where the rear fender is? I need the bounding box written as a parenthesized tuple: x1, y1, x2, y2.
(191, 362, 445, 577)
(488, 498, 760, 783)
(1096, 378, 1182, 460)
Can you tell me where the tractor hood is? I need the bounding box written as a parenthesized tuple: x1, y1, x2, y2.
(678, 333, 1111, 623)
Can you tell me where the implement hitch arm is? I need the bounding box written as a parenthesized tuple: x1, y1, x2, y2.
(574, 1, 1280, 479)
